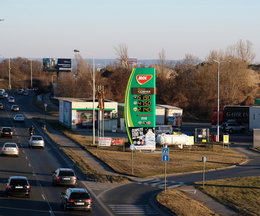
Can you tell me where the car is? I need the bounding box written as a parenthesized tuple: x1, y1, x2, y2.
(221, 122, 246, 133)
(5, 176, 31, 198)
(3, 92, 8, 98)
(52, 168, 77, 186)
(1, 142, 19, 156)
(17, 89, 24, 95)
(11, 104, 20, 112)
(8, 96, 15, 103)
(13, 114, 25, 122)
(61, 188, 92, 211)
(28, 135, 45, 148)
(0, 102, 4, 110)
(1, 127, 13, 137)
(23, 90, 29, 96)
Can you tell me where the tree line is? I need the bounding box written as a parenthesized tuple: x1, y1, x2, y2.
(0, 40, 259, 120)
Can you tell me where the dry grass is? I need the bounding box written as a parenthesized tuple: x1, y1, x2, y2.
(157, 189, 219, 216)
(45, 120, 246, 177)
(195, 176, 260, 216)
(86, 145, 246, 178)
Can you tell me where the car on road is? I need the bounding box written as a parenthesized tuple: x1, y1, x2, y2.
(1, 127, 13, 137)
(5, 176, 31, 198)
(0, 102, 4, 110)
(52, 168, 77, 186)
(221, 122, 246, 133)
(13, 114, 25, 122)
(61, 188, 92, 211)
(3, 92, 8, 98)
(23, 90, 29, 96)
(28, 135, 45, 148)
(1, 142, 19, 156)
(11, 104, 20, 112)
(8, 96, 15, 103)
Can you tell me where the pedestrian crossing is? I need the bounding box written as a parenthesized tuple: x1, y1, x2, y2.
(108, 204, 159, 215)
(135, 178, 184, 189)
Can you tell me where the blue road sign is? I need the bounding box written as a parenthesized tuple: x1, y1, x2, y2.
(162, 154, 169, 162)
(162, 147, 169, 154)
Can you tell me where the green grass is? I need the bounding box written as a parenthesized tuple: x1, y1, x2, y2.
(195, 176, 260, 215)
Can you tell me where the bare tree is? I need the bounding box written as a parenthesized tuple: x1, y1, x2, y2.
(114, 44, 128, 68)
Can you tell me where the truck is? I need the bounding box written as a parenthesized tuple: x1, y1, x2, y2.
(211, 105, 249, 126)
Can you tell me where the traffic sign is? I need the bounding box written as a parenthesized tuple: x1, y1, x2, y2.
(162, 154, 169, 162)
(130, 144, 135, 151)
(162, 147, 169, 154)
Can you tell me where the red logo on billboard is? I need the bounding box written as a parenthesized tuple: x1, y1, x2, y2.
(136, 75, 152, 85)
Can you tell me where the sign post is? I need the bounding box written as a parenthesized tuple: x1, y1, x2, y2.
(124, 68, 156, 151)
(130, 144, 135, 175)
(201, 156, 207, 188)
(162, 146, 169, 191)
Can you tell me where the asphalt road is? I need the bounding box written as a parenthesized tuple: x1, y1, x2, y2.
(0, 93, 107, 216)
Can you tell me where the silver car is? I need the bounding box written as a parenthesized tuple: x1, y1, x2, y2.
(52, 168, 77, 186)
(13, 114, 25, 122)
(28, 135, 45, 148)
(1, 142, 19, 156)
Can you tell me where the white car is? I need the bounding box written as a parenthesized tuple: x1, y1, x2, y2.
(28, 135, 45, 148)
(1, 142, 19, 156)
(13, 114, 25, 122)
(8, 96, 15, 103)
(11, 104, 20, 112)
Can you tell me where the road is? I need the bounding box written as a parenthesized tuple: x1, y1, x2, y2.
(0, 92, 107, 216)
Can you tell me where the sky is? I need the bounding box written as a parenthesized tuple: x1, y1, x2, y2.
(0, 0, 260, 63)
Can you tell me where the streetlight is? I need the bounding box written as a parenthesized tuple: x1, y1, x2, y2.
(73, 49, 96, 145)
(213, 59, 230, 142)
(8, 58, 11, 90)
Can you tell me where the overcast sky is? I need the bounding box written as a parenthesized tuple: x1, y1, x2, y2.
(0, 0, 259, 62)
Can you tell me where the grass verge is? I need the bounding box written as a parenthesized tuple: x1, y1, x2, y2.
(195, 176, 260, 216)
(47, 120, 246, 178)
(156, 189, 220, 216)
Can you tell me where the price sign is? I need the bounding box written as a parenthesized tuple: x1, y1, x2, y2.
(124, 68, 156, 151)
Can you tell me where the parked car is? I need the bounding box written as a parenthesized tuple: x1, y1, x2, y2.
(52, 168, 77, 186)
(13, 114, 25, 122)
(0, 102, 4, 110)
(221, 122, 246, 133)
(1, 142, 19, 156)
(61, 188, 92, 211)
(5, 176, 31, 198)
(28, 135, 45, 148)
(8, 96, 15, 103)
(1, 127, 13, 137)
(11, 104, 20, 112)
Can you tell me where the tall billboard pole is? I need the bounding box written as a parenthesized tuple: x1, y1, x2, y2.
(124, 68, 156, 151)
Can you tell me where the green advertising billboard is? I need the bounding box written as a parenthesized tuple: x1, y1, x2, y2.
(124, 68, 156, 151)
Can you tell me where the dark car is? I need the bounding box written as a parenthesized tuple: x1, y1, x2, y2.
(5, 176, 31, 198)
(0, 102, 4, 110)
(52, 168, 77, 186)
(11, 104, 20, 112)
(1, 127, 13, 137)
(61, 188, 92, 211)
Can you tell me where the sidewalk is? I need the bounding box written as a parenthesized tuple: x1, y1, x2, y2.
(178, 185, 238, 216)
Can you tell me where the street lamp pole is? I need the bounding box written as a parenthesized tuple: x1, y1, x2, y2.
(213, 59, 230, 142)
(73, 49, 96, 145)
(30, 60, 33, 89)
(92, 56, 95, 146)
(8, 58, 11, 90)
